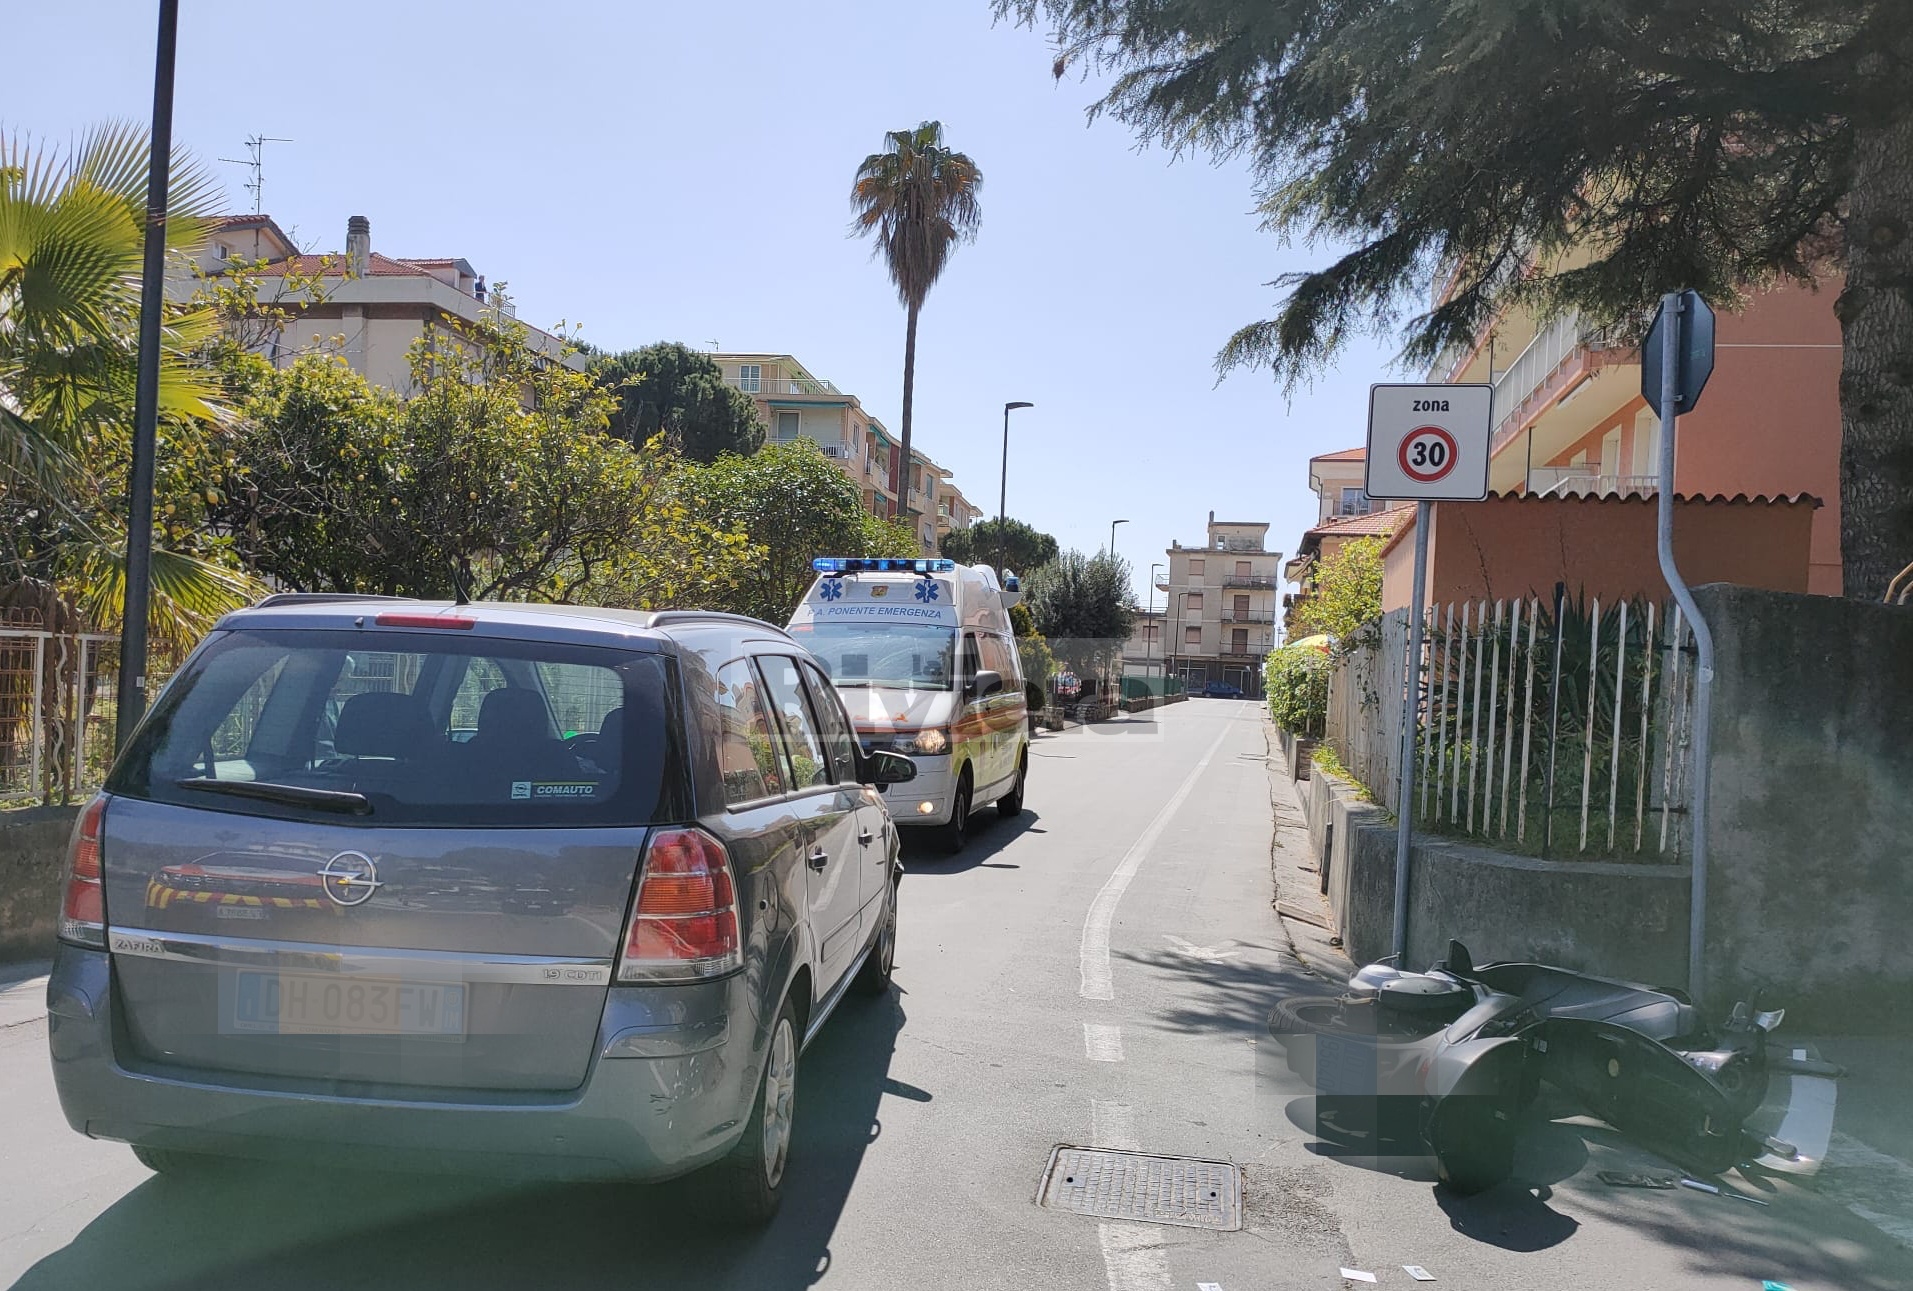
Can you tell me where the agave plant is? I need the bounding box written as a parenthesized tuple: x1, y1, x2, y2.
(0, 121, 257, 645)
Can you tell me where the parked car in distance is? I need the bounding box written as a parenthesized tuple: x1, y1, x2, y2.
(48, 595, 917, 1224)
(1199, 680, 1246, 699)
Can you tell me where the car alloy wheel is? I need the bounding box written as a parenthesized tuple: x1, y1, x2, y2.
(761, 1014, 797, 1189)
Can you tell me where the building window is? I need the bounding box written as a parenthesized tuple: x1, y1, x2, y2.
(1235, 560, 1251, 577)
(1231, 628, 1249, 655)
(1233, 595, 1250, 616)
(1188, 558, 1205, 577)
(738, 364, 762, 393)
(1185, 593, 1203, 610)
(1184, 626, 1202, 645)
(1338, 487, 1371, 516)
(775, 411, 800, 441)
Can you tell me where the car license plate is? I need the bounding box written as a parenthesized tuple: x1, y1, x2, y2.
(231, 971, 467, 1038)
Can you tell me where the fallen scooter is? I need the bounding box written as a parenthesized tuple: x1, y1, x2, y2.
(1268, 941, 1807, 1192)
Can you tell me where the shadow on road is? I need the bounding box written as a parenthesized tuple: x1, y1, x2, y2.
(11, 994, 913, 1291)
(897, 809, 1041, 875)
(1116, 943, 1322, 1037)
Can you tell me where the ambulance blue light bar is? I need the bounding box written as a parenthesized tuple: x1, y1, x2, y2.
(812, 558, 956, 574)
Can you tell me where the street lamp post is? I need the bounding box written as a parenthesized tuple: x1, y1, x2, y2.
(997, 401, 1033, 575)
(1148, 562, 1163, 684)
(115, 0, 181, 751)
(1172, 590, 1194, 690)
(1109, 518, 1128, 556)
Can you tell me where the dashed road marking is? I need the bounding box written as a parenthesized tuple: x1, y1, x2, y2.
(1097, 1221, 1173, 1291)
(1080, 726, 1231, 1001)
(1084, 1023, 1125, 1063)
(1091, 1099, 1140, 1152)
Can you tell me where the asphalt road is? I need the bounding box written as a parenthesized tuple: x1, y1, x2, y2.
(0, 700, 1904, 1290)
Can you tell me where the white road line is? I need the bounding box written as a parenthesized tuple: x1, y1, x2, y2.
(1080, 725, 1232, 1001)
(1091, 1099, 1140, 1151)
(1823, 1131, 1913, 1246)
(1097, 1221, 1174, 1291)
(1084, 1023, 1126, 1062)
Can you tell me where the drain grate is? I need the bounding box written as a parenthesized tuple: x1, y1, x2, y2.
(1037, 1146, 1242, 1231)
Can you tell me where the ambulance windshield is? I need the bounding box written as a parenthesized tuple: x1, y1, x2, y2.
(788, 622, 957, 692)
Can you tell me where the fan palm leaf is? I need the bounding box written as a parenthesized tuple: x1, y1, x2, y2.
(0, 122, 251, 640)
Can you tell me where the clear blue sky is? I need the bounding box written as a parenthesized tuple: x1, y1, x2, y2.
(11, 0, 1403, 612)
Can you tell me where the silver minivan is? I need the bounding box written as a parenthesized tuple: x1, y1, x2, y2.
(46, 596, 915, 1222)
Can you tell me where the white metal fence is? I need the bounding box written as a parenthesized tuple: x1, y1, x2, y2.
(1, 627, 124, 807)
(1326, 598, 1697, 858)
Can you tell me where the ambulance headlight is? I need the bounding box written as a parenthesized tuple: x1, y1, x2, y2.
(896, 727, 950, 756)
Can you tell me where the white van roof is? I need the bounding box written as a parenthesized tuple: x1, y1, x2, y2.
(789, 559, 1019, 633)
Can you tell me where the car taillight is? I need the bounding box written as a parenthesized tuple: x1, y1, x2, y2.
(60, 796, 109, 948)
(616, 827, 742, 983)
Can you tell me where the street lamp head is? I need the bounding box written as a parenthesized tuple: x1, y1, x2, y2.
(1005, 400, 1033, 412)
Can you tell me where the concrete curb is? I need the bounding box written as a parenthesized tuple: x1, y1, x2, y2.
(1261, 715, 1352, 986)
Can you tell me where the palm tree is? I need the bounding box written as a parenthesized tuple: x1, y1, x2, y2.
(850, 121, 982, 522)
(0, 122, 257, 645)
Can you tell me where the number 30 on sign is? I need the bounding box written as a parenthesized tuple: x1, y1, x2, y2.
(1364, 384, 1492, 502)
(1399, 426, 1456, 483)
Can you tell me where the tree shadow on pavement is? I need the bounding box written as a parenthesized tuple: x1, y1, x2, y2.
(11, 993, 914, 1291)
(1115, 943, 1330, 1038)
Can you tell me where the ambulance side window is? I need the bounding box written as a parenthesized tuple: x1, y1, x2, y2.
(979, 633, 1018, 685)
(960, 633, 983, 688)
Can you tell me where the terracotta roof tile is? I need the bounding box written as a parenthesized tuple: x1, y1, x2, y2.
(1311, 447, 1367, 463)
(245, 252, 434, 277)
(1306, 506, 1412, 538)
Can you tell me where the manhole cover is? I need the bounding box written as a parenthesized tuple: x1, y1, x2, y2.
(1037, 1146, 1242, 1230)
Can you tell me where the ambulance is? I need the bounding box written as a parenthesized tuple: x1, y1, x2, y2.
(788, 558, 1030, 853)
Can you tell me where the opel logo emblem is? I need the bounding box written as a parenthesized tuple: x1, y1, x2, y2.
(318, 851, 381, 908)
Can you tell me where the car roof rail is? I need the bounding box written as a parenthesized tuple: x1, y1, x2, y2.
(645, 610, 784, 633)
(252, 593, 420, 609)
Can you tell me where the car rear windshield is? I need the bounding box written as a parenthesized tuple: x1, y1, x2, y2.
(109, 628, 681, 827)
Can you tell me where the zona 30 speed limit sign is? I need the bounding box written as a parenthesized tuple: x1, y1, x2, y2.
(1364, 384, 1492, 501)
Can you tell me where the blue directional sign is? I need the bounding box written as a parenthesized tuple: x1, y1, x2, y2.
(1642, 290, 1715, 418)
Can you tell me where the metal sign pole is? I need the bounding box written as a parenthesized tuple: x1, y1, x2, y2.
(1652, 291, 1717, 1002)
(1391, 499, 1432, 960)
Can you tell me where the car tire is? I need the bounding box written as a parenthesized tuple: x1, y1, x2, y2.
(132, 1145, 222, 1176)
(936, 772, 972, 855)
(706, 996, 800, 1225)
(997, 751, 1028, 818)
(853, 880, 899, 997)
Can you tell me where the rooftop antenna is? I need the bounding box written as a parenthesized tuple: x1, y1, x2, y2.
(708, 339, 720, 351)
(218, 134, 293, 215)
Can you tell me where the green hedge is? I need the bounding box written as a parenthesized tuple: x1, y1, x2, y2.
(1266, 644, 1329, 736)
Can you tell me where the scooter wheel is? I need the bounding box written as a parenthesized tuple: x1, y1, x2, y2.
(1269, 995, 1354, 1037)
(1428, 1100, 1516, 1195)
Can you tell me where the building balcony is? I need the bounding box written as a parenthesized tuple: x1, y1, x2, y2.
(1525, 467, 1658, 499)
(1221, 610, 1276, 624)
(725, 372, 840, 397)
(1222, 574, 1277, 589)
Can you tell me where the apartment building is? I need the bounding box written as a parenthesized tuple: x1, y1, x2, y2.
(1158, 513, 1283, 696)
(713, 352, 978, 556)
(1431, 275, 1843, 593)
(1308, 448, 1384, 523)
(184, 214, 580, 391)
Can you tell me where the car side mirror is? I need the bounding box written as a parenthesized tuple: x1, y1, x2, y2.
(863, 749, 918, 786)
(969, 669, 1004, 700)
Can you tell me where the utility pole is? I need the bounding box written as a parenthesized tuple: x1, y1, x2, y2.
(115, 0, 179, 751)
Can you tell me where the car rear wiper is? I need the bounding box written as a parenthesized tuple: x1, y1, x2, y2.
(175, 778, 373, 815)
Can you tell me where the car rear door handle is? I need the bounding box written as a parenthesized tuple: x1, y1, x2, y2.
(807, 848, 829, 871)
(857, 827, 874, 845)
